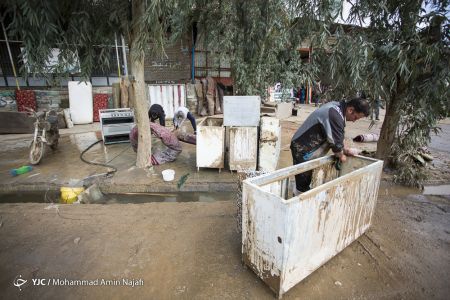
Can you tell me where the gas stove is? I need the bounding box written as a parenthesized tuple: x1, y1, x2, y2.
(99, 108, 135, 144)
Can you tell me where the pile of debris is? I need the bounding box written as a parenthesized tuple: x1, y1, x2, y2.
(193, 76, 226, 116)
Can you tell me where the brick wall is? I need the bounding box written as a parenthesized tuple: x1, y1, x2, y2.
(145, 38, 192, 83)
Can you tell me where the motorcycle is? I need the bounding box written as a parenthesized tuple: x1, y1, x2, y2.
(26, 107, 60, 164)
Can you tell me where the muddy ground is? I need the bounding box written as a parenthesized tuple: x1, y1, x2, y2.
(0, 105, 449, 299)
(0, 186, 448, 299)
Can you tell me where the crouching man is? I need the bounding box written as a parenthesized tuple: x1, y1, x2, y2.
(290, 98, 369, 194)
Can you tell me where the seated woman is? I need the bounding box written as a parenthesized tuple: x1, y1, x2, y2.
(130, 123, 196, 166)
(129, 122, 181, 165)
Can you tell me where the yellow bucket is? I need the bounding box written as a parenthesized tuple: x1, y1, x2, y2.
(60, 187, 85, 204)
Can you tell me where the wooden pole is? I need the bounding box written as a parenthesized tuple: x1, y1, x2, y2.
(121, 35, 128, 76)
(114, 33, 122, 78)
(112, 82, 121, 108)
(1, 19, 20, 90)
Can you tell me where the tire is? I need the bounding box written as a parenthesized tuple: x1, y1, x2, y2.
(29, 139, 44, 165)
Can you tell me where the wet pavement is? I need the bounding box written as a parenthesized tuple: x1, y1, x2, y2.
(0, 123, 237, 193)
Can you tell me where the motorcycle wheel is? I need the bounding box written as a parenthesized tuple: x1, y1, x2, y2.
(29, 139, 44, 165)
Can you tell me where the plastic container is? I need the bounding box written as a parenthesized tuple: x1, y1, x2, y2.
(60, 187, 85, 204)
(68, 81, 93, 124)
(162, 169, 175, 182)
(10, 165, 33, 176)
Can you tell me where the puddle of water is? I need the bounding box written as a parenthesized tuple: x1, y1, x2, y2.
(0, 191, 234, 204)
(0, 191, 58, 203)
(103, 192, 233, 203)
(423, 185, 450, 196)
(377, 182, 422, 197)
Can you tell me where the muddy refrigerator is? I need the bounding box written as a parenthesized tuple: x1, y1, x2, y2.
(241, 155, 383, 298)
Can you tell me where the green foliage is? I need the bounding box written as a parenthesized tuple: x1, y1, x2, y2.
(2, 0, 173, 81)
(321, 0, 450, 186)
(130, 0, 175, 62)
(173, 0, 338, 95)
(4, 1, 113, 79)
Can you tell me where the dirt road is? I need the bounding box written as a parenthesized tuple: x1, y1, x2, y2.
(0, 184, 448, 299)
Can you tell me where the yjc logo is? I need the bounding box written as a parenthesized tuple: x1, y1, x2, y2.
(13, 275, 27, 291)
(32, 278, 47, 285)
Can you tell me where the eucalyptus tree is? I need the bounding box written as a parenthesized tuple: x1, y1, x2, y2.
(172, 0, 339, 96)
(317, 0, 449, 186)
(2, 0, 174, 168)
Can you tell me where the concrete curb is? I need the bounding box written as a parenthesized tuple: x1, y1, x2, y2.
(0, 182, 238, 194)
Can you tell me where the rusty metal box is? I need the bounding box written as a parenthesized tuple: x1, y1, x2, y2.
(196, 117, 225, 171)
(242, 155, 383, 298)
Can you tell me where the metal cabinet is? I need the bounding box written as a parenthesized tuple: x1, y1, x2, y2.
(258, 117, 281, 172)
(227, 126, 258, 171)
(196, 117, 225, 171)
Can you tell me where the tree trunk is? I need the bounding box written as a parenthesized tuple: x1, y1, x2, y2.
(130, 0, 152, 168)
(375, 91, 400, 165)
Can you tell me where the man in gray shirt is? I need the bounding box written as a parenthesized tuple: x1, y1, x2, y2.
(291, 98, 369, 193)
